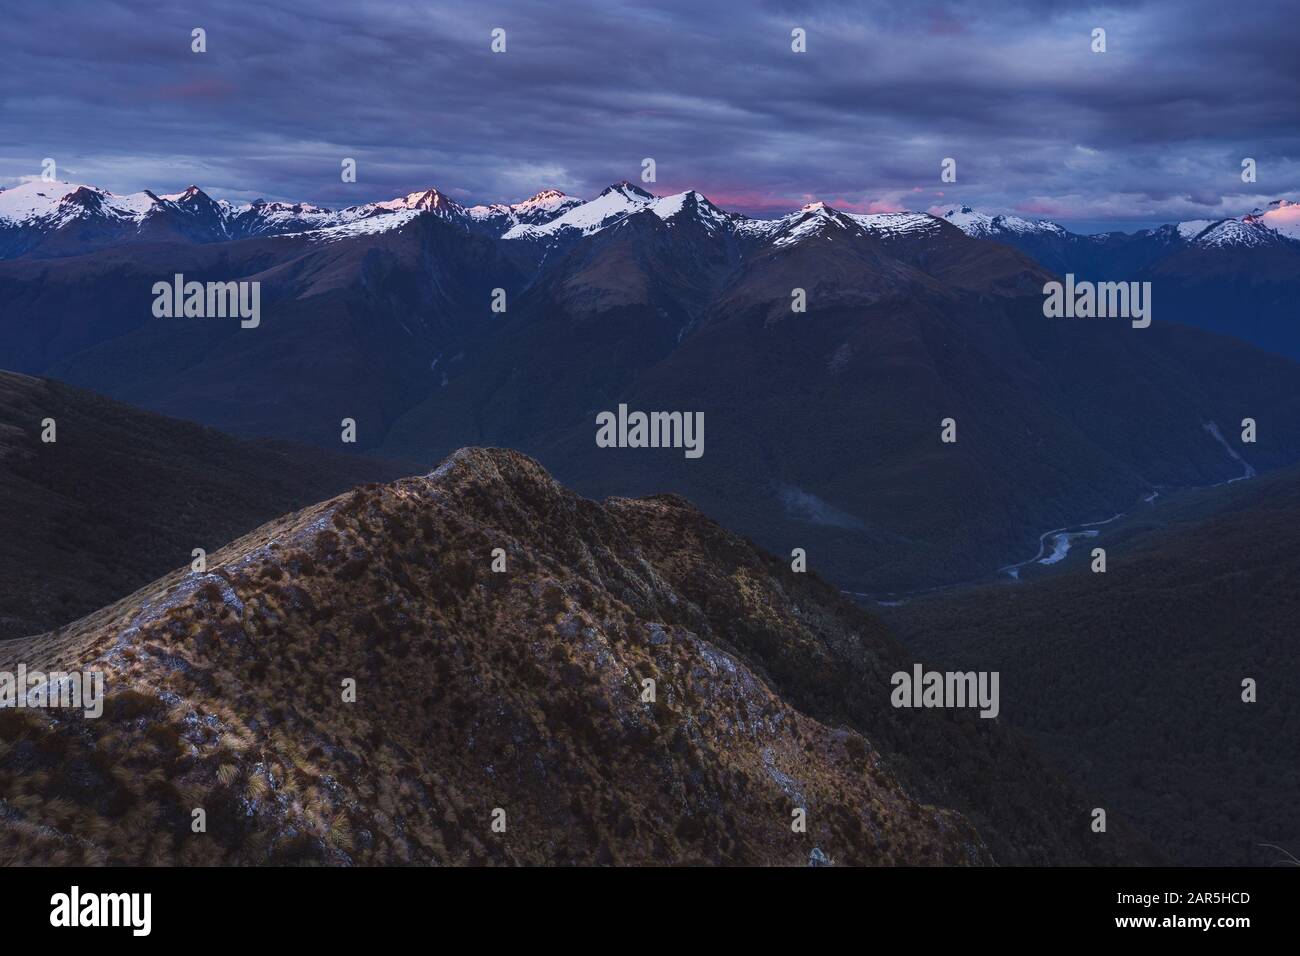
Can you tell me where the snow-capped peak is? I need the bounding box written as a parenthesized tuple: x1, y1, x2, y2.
(500, 186, 739, 242)
(502, 182, 658, 240)
(464, 189, 583, 230)
(845, 211, 946, 239)
(941, 206, 994, 235)
(736, 204, 958, 249)
(1250, 198, 1300, 241)
(231, 198, 349, 237)
(0, 180, 165, 227)
(273, 208, 422, 244)
(1174, 200, 1299, 248)
(942, 206, 1065, 238)
(600, 181, 656, 202)
(375, 187, 462, 215)
(158, 184, 208, 202)
(648, 190, 731, 231)
(0, 181, 81, 223)
(246, 198, 331, 214)
(1175, 220, 1215, 241)
(520, 188, 568, 205)
(1183, 217, 1281, 249)
(743, 201, 862, 248)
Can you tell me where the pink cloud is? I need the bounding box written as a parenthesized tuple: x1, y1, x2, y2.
(800, 195, 891, 214)
(679, 187, 804, 215)
(1014, 199, 1071, 216)
(925, 8, 967, 36)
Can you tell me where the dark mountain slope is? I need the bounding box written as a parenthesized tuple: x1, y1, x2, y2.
(473, 228, 1300, 592)
(886, 464, 1300, 865)
(0, 214, 525, 448)
(0, 371, 408, 640)
(1141, 242, 1300, 360)
(0, 448, 1150, 865)
(951, 214, 1300, 360)
(382, 205, 749, 455)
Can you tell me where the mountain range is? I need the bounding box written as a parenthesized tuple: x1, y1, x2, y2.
(2, 177, 1297, 594)
(939, 199, 1300, 358)
(4, 177, 1297, 259)
(2, 173, 1294, 868)
(0, 180, 582, 256)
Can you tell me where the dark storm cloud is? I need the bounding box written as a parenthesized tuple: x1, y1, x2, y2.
(1, 0, 1296, 228)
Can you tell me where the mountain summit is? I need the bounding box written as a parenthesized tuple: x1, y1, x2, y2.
(1, 448, 978, 865)
(0, 447, 1146, 865)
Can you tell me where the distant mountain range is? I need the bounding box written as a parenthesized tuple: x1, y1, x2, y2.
(4, 177, 1296, 254)
(0, 179, 582, 255)
(1, 177, 1297, 593)
(942, 199, 1300, 248)
(939, 200, 1300, 357)
(4, 177, 1297, 356)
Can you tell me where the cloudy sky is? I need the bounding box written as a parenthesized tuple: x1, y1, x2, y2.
(2, 0, 1296, 231)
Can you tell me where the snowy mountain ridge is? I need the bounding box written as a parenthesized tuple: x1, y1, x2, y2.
(3, 178, 1297, 255)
